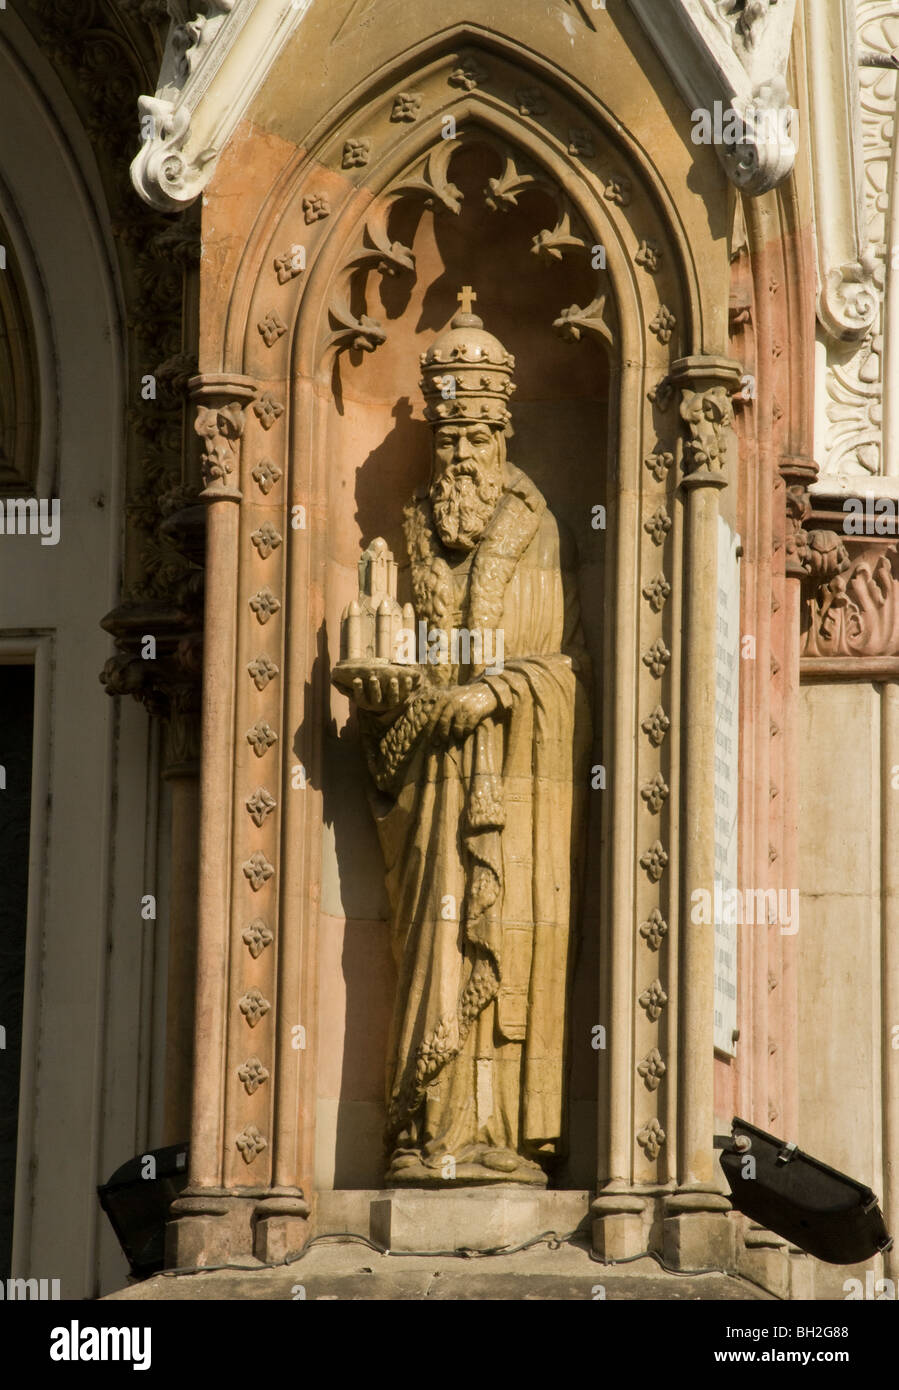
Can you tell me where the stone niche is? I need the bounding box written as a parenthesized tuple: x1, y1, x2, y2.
(317, 141, 608, 1191)
(189, 23, 726, 1271)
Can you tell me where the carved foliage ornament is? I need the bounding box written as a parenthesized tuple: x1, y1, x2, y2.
(642, 706, 671, 747)
(638, 1047, 667, 1091)
(628, 0, 798, 196)
(680, 386, 737, 475)
(640, 907, 669, 950)
(252, 459, 282, 496)
(242, 851, 274, 892)
(251, 521, 283, 559)
(801, 537, 899, 660)
(238, 987, 271, 1026)
(640, 841, 669, 883)
(642, 639, 671, 678)
(242, 918, 273, 958)
(246, 720, 277, 757)
(642, 573, 672, 613)
(250, 588, 281, 624)
(238, 1056, 269, 1095)
(637, 1117, 666, 1160)
(258, 310, 287, 347)
(236, 1124, 267, 1163)
(247, 654, 279, 690)
(253, 393, 285, 431)
(194, 400, 244, 487)
(131, 0, 303, 211)
(639, 978, 668, 1020)
(246, 787, 276, 826)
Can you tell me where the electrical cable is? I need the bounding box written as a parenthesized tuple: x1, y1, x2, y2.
(155, 1227, 766, 1287)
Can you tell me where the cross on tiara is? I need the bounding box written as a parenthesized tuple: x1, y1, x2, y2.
(457, 285, 477, 315)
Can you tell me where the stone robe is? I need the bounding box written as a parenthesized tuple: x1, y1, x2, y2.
(360, 465, 591, 1178)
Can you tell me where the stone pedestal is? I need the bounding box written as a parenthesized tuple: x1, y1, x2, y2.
(166, 1192, 256, 1269)
(369, 1188, 590, 1253)
(661, 1191, 734, 1270)
(590, 1193, 647, 1259)
(738, 1222, 791, 1299)
(254, 1190, 311, 1262)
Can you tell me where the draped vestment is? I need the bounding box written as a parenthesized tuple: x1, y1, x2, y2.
(360, 466, 592, 1172)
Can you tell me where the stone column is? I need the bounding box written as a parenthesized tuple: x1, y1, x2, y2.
(881, 682, 899, 1284)
(167, 372, 258, 1266)
(161, 670, 203, 1144)
(663, 355, 741, 1269)
(780, 476, 815, 1142)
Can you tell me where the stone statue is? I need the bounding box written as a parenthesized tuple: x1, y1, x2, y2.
(333, 288, 592, 1186)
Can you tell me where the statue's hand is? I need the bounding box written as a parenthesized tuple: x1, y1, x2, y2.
(436, 683, 498, 739)
(349, 666, 419, 712)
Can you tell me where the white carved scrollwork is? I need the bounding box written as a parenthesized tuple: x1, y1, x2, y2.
(627, 0, 798, 195)
(816, 1, 897, 478)
(131, 0, 305, 211)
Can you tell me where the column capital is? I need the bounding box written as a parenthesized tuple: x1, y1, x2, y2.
(188, 373, 258, 403)
(669, 355, 744, 393)
(188, 374, 258, 502)
(669, 358, 743, 488)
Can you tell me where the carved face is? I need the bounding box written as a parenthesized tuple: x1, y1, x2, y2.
(432, 422, 499, 473)
(430, 423, 504, 551)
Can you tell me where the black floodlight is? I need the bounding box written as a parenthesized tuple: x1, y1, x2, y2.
(717, 1117, 892, 1265)
(97, 1142, 189, 1278)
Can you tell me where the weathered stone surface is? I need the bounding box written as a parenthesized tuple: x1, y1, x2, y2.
(104, 1241, 774, 1302)
(370, 1187, 591, 1252)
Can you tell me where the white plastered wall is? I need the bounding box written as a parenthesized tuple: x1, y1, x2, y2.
(0, 15, 169, 1298)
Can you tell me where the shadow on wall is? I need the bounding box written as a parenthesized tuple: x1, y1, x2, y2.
(314, 139, 613, 1188)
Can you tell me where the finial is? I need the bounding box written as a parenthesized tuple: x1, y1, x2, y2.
(452, 284, 482, 329)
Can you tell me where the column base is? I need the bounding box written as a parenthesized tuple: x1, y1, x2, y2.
(166, 1191, 256, 1269)
(661, 1191, 734, 1270)
(590, 1194, 648, 1259)
(253, 1189, 311, 1262)
(737, 1221, 791, 1298)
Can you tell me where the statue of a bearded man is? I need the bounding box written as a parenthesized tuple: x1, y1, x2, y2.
(334, 290, 592, 1186)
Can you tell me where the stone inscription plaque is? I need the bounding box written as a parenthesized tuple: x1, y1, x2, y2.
(714, 516, 740, 1056)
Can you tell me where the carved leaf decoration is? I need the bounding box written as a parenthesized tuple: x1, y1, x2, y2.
(246, 787, 277, 826)
(392, 142, 463, 214)
(484, 155, 539, 211)
(345, 216, 415, 278)
(531, 212, 586, 265)
(639, 841, 669, 884)
(326, 299, 387, 355)
(553, 296, 614, 349)
(238, 1057, 270, 1096)
(242, 918, 273, 959)
(641, 705, 670, 747)
(639, 908, 669, 951)
(251, 459, 282, 496)
(637, 1117, 665, 1160)
(640, 772, 670, 813)
(242, 852, 274, 892)
(235, 1124, 267, 1163)
(637, 1047, 667, 1092)
(638, 977, 668, 1020)
(238, 987, 271, 1026)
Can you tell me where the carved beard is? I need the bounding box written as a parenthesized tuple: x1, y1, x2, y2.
(430, 459, 503, 552)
